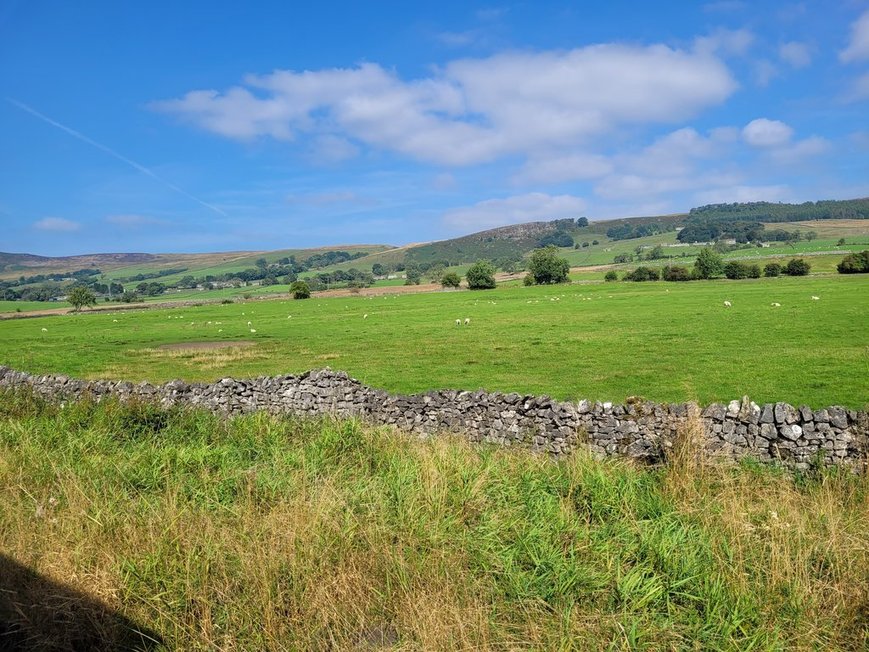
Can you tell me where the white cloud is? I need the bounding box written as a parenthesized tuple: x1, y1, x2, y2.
(840, 10, 869, 63)
(753, 59, 778, 87)
(779, 41, 812, 68)
(742, 118, 793, 147)
(153, 44, 736, 167)
(592, 126, 739, 199)
(442, 192, 586, 231)
(769, 136, 830, 163)
(694, 28, 754, 56)
(514, 153, 613, 184)
(693, 184, 791, 204)
(33, 217, 80, 232)
(306, 135, 360, 163)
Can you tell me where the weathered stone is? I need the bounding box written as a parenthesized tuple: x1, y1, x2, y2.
(759, 404, 775, 424)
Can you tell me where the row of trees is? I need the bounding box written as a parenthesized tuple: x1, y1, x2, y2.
(607, 248, 813, 282)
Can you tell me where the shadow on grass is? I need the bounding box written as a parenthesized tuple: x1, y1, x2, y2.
(0, 554, 163, 651)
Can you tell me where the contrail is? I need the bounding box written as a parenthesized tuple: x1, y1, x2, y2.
(6, 98, 229, 217)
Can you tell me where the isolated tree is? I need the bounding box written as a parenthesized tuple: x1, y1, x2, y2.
(290, 280, 311, 299)
(604, 270, 618, 282)
(68, 285, 96, 312)
(836, 238, 846, 247)
(763, 263, 782, 277)
(526, 246, 570, 285)
(784, 258, 811, 276)
(836, 250, 869, 273)
(371, 263, 385, 277)
(805, 231, 818, 242)
(441, 272, 461, 289)
(576, 217, 589, 227)
(466, 260, 496, 290)
(404, 263, 422, 285)
(693, 247, 724, 279)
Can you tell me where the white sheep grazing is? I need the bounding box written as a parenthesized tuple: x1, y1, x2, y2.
(41, 327, 47, 332)
(363, 314, 368, 319)
(455, 319, 461, 326)
(811, 296, 820, 301)
(464, 318, 470, 325)
(250, 328, 257, 333)
(247, 320, 252, 326)
(113, 319, 118, 322)
(723, 301, 732, 308)
(771, 302, 781, 307)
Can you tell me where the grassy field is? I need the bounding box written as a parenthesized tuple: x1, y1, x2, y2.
(1, 274, 866, 408)
(1, 395, 866, 650)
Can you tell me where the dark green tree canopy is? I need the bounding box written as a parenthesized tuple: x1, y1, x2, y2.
(526, 246, 570, 285)
(694, 247, 724, 279)
(67, 285, 96, 311)
(466, 261, 496, 290)
(440, 272, 461, 288)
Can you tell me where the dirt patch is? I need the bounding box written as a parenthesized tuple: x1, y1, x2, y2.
(156, 340, 256, 352)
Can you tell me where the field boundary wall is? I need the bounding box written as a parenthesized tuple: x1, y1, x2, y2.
(1, 366, 865, 469)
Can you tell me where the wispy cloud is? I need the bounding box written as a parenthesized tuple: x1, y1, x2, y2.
(6, 98, 228, 217)
(33, 217, 80, 232)
(442, 193, 586, 231)
(840, 10, 869, 63)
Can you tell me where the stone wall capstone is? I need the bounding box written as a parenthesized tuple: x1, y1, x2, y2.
(0, 365, 865, 470)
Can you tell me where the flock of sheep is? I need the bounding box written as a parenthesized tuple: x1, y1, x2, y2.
(723, 295, 819, 308)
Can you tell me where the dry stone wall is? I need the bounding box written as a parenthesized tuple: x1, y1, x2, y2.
(0, 365, 865, 470)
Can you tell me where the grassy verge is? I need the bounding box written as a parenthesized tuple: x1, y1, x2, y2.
(1, 394, 867, 650)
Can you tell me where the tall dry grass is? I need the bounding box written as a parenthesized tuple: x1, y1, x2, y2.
(0, 390, 866, 650)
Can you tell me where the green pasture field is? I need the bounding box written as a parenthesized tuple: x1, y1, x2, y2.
(0, 300, 70, 312)
(1, 274, 866, 408)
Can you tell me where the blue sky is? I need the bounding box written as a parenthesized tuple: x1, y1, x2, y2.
(2, 1, 868, 255)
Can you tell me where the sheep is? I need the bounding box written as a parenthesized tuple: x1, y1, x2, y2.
(811, 296, 820, 301)
(464, 318, 470, 325)
(250, 328, 257, 333)
(363, 314, 368, 319)
(723, 301, 732, 307)
(455, 319, 461, 326)
(771, 302, 781, 307)
(41, 327, 47, 332)
(112, 319, 118, 322)
(247, 321, 252, 326)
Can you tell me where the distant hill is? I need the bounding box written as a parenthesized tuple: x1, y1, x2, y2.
(4, 197, 867, 281)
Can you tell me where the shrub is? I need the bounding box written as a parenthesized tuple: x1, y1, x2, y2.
(466, 261, 496, 290)
(581, 241, 590, 248)
(747, 264, 761, 278)
(764, 263, 782, 277)
(221, 299, 234, 304)
(538, 231, 574, 248)
(694, 247, 724, 279)
(604, 270, 618, 282)
(290, 281, 311, 299)
(440, 272, 462, 288)
(592, 239, 599, 245)
(724, 261, 751, 280)
(784, 258, 811, 276)
(662, 265, 692, 281)
(837, 250, 869, 274)
(613, 253, 633, 264)
(623, 266, 660, 282)
(523, 274, 535, 286)
(526, 246, 570, 285)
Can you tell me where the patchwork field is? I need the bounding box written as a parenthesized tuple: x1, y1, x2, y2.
(1, 274, 866, 408)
